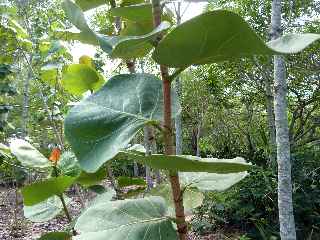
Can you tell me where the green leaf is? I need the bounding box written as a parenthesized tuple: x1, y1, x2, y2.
(62, 0, 92, 33)
(74, 196, 178, 240)
(62, 0, 170, 59)
(148, 184, 203, 216)
(117, 176, 146, 188)
(40, 68, 59, 87)
(75, 0, 107, 11)
(110, 3, 153, 22)
(10, 139, 51, 169)
(57, 151, 81, 177)
(38, 232, 71, 240)
(61, 64, 105, 95)
(153, 10, 320, 68)
(54, 29, 99, 45)
(126, 152, 251, 173)
(120, 0, 145, 7)
(267, 33, 320, 53)
(110, 3, 173, 23)
(76, 167, 107, 186)
(21, 176, 75, 206)
(24, 196, 71, 222)
(64, 73, 180, 173)
(87, 185, 106, 194)
(180, 171, 248, 191)
(88, 188, 115, 206)
(98, 21, 170, 59)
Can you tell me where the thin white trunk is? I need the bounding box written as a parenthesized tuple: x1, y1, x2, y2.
(271, 0, 296, 239)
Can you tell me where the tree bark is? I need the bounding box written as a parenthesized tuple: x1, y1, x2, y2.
(152, 1, 187, 239)
(196, 120, 201, 157)
(174, 2, 183, 155)
(144, 126, 153, 190)
(265, 76, 277, 166)
(22, 57, 32, 137)
(271, 0, 297, 239)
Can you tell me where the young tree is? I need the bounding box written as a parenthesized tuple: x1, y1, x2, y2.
(271, 0, 297, 238)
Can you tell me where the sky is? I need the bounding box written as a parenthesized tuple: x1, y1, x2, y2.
(71, 3, 207, 61)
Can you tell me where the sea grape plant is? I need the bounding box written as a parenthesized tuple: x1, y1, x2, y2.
(7, 139, 110, 239)
(14, 0, 320, 239)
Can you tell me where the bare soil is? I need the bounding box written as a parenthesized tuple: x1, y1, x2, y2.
(0, 187, 236, 240)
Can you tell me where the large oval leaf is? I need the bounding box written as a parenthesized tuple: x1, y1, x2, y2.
(152, 10, 320, 68)
(123, 151, 251, 173)
(21, 176, 75, 206)
(75, 0, 108, 11)
(57, 151, 81, 177)
(10, 139, 51, 169)
(180, 172, 248, 192)
(54, 29, 99, 46)
(148, 184, 204, 216)
(110, 3, 153, 22)
(62, 64, 104, 95)
(110, 3, 173, 23)
(74, 196, 178, 240)
(24, 196, 71, 222)
(64, 73, 180, 173)
(62, 0, 171, 59)
(97, 21, 170, 59)
(38, 232, 71, 240)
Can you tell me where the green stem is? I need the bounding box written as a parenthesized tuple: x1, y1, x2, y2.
(53, 166, 77, 236)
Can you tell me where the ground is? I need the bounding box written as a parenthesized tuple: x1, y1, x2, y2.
(0, 186, 236, 240)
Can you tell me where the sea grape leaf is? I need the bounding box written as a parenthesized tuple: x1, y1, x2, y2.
(75, 0, 108, 11)
(120, 0, 145, 7)
(64, 73, 180, 173)
(117, 176, 146, 188)
(148, 184, 204, 216)
(21, 176, 75, 206)
(24, 196, 71, 222)
(88, 188, 116, 206)
(57, 151, 81, 177)
(54, 29, 99, 46)
(97, 21, 170, 59)
(109, 3, 153, 22)
(61, 64, 104, 95)
(38, 232, 71, 240)
(74, 196, 178, 240)
(124, 152, 251, 173)
(76, 167, 107, 186)
(152, 10, 320, 68)
(87, 185, 106, 194)
(62, 0, 170, 59)
(180, 171, 248, 191)
(10, 139, 51, 169)
(110, 3, 173, 23)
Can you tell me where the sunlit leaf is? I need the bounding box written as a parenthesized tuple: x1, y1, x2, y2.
(64, 73, 179, 172)
(75, 0, 108, 11)
(153, 10, 320, 68)
(21, 176, 75, 206)
(61, 64, 104, 95)
(10, 139, 51, 169)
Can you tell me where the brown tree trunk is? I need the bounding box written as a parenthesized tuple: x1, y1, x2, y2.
(152, 1, 187, 239)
